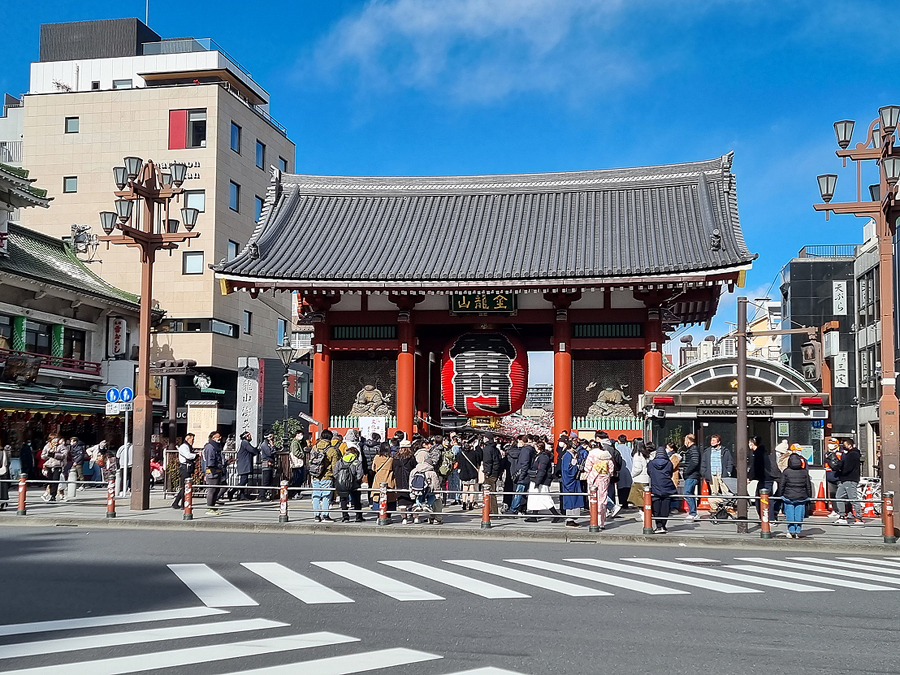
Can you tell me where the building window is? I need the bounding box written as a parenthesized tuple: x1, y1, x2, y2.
(112, 79, 132, 89)
(210, 320, 236, 337)
(184, 190, 205, 212)
(227, 240, 240, 261)
(24, 320, 51, 355)
(169, 109, 207, 149)
(277, 318, 288, 345)
(255, 196, 264, 222)
(858, 268, 879, 329)
(0, 315, 11, 349)
(230, 122, 241, 153)
(63, 176, 77, 193)
(256, 141, 265, 169)
(63, 328, 86, 361)
(91, 81, 100, 90)
(64, 117, 79, 134)
(243, 311, 252, 335)
(182, 251, 205, 275)
(229, 181, 240, 212)
(278, 156, 288, 172)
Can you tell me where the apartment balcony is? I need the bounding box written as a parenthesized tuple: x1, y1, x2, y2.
(0, 140, 22, 166)
(0, 347, 102, 378)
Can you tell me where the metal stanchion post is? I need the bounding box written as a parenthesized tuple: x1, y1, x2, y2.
(481, 484, 491, 529)
(643, 486, 654, 535)
(378, 482, 389, 526)
(884, 491, 897, 544)
(106, 478, 116, 519)
(759, 489, 772, 539)
(279, 481, 289, 523)
(16, 476, 27, 516)
(183, 477, 193, 520)
(588, 485, 600, 533)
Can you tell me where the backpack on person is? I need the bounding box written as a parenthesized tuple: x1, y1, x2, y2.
(409, 471, 429, 500)
(333, 457, 358, 492)
(308, 442, 329, 479)
(438, 449, 454, 477)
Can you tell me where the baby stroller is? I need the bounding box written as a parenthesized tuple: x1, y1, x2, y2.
(708, 477, 738, 524)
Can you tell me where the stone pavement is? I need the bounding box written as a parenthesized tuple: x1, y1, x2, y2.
(3, 484, 897, 552)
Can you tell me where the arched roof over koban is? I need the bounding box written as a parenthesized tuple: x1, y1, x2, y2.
(657, 357, 819, 395)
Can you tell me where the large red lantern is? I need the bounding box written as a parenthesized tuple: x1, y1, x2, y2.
(441, 332, 528, 417)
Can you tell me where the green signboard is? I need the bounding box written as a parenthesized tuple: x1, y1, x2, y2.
(450, 293, 517, 315)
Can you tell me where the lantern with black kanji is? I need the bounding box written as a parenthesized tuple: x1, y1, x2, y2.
(441, 332, 528, 417)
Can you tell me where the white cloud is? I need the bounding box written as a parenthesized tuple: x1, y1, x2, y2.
(307, 0, 640, 104)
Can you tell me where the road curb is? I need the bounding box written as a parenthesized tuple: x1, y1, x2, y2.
(4, 515, 899, 552)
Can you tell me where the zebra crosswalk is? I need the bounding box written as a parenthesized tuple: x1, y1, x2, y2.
(0, 610, 527, 675)
(166, 554, 900, 607)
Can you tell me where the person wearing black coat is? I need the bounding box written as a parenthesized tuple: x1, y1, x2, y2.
(361, 433, 383, 501)
(457, 442, 483, 510)
(19, 440, 34, 480)
(648, 446, 676, 533)
(481, 433, 503, 515)
(510, 436, 535, 514)
(524, 443, 562, 523)
(232, 433, 259, 500)
(681, 434, 701, 521)
(258, 433, 277, 501)
(748, 436, 778, 520)
(834, 440, 864, 524)
(778, 453, 813, 538)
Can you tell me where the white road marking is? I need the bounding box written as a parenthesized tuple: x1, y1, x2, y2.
(509, 559, 688, 595)
(726, 564, 893, 591)
(798, 556, 900, 576)
(218, 647, 441, 675)
(445, 669, 529, 675)
(0, 619, 285, 659)
(0, 632, 358, 675)
(736, 557, 900, 587)
(675, 558, 721, 563)
(242, 563, 354, 604)
(379, 561, 530, 599)
(836, 556, 900, 570)
(311, 561, 444, 601)
(168, 564, 258, 607)
(0, 607, 226, 637)
(626, 558, 829, 593)
(569, 558, 760, 594)
(445, 560, 611, 597)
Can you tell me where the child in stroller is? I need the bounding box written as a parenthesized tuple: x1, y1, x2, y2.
(708, 476, 738, 524)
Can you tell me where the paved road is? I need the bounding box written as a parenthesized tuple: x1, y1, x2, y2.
(3, 527, 900, 675)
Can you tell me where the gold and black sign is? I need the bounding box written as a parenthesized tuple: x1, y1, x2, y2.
(450, 293, 516, 315)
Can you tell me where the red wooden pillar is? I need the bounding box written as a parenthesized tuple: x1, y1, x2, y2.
(644, 307, 664, 391)
(553, 308, 573, 441)
(311, 318, 331, 434)
(397, 315, 416, 439)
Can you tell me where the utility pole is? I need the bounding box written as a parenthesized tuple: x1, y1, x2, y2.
(735, 296, 749, 532)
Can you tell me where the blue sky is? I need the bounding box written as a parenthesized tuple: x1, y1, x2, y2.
(2, 0, 893, 383)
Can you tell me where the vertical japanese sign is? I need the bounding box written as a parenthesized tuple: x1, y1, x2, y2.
(237, 357, 261, 438)
(0, 214, 8, 257)
(833, 351, 850, 388)
(832, 281, 847, 315)
(108, 317, 127, 357)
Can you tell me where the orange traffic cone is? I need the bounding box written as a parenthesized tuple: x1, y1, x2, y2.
(698, 479, 711, 511)
(813, 481, 829, 516)
(863, 485, 877, 517)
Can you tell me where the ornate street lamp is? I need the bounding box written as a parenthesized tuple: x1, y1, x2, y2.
(276, 337, 298, 451)
(98, 156, 201, 510)
(814, 105, 900, 503)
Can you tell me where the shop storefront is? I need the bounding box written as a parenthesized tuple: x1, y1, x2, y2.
(641, 357, 829, 466)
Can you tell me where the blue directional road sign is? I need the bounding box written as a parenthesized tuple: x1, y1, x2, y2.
(120, 387, 134, 403)
(105, 388, 120, 403)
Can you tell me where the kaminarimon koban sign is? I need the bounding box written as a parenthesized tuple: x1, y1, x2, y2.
(441, 332, 527, 416)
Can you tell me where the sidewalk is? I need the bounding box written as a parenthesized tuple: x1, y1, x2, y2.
(4, 487, 898, 552)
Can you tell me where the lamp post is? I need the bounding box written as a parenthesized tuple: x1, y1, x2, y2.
(814, 105, 900, 497)
(99, 158, 200, 510)
(276, 337, 298, 450)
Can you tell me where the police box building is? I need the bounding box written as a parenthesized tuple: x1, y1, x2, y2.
(214, 154, 757, 439)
